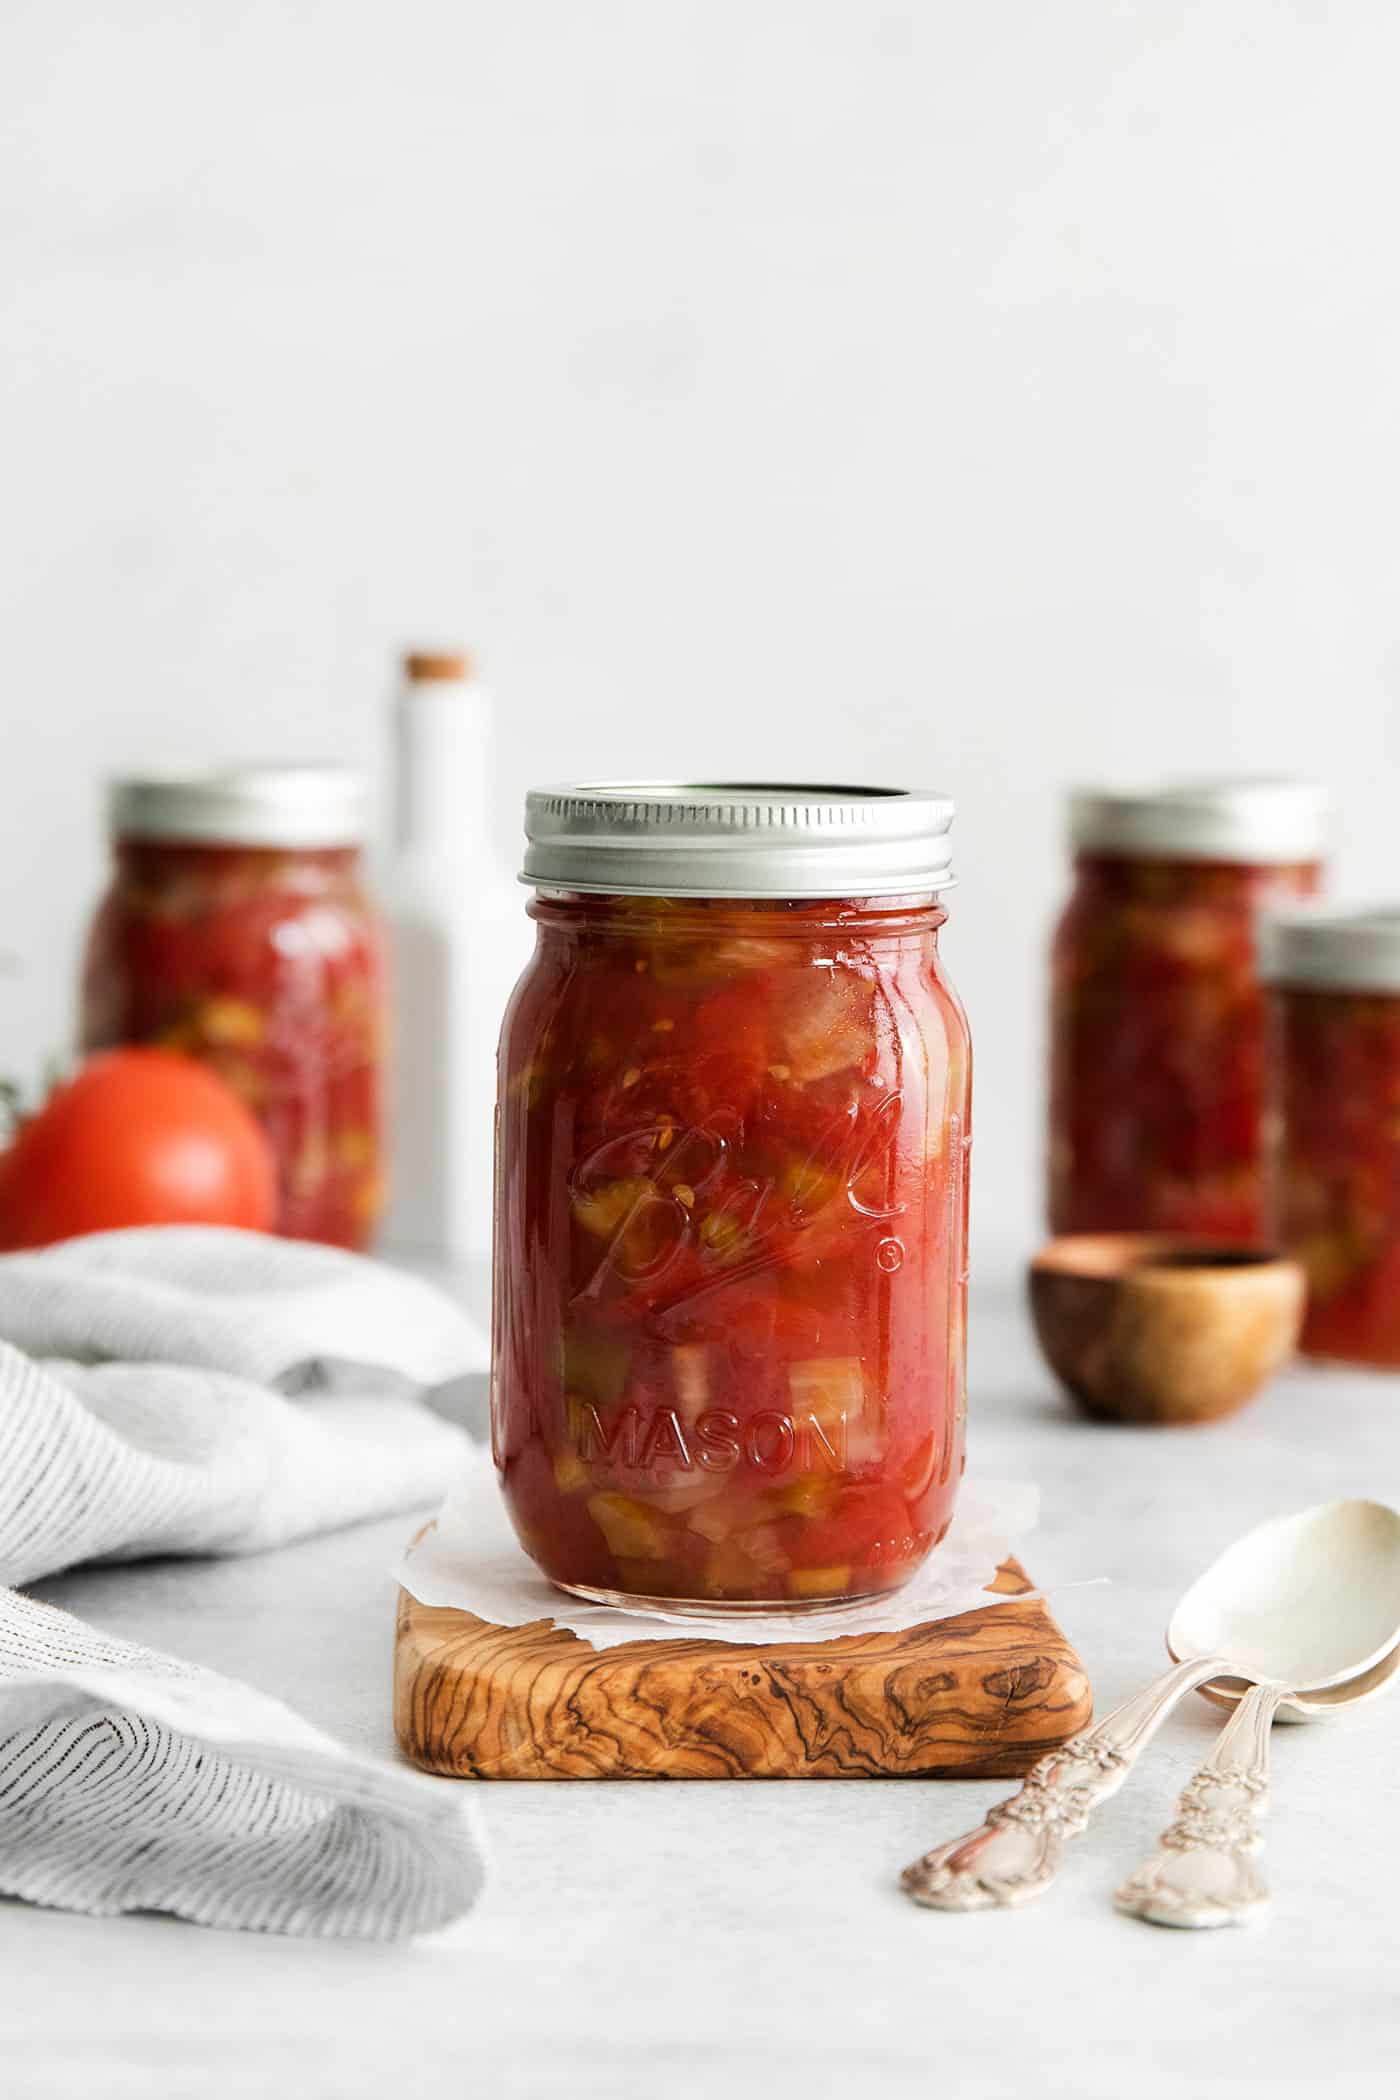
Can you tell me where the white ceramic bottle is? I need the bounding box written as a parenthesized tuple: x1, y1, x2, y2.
(384, 650, 525, 1270)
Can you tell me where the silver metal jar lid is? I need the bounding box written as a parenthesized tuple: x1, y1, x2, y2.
(110, 764, 368, 849)
(1259, 909, 1400, 994)
(521, 782, 956, 898)
(1070, 778, 1330, 865)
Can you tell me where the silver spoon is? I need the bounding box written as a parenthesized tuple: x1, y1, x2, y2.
(901, 1499, 1400, 1912)
(1116, 1505, 1400, 1929)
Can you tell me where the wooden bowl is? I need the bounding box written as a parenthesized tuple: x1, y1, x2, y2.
(1028, 1234, 1305, 1426)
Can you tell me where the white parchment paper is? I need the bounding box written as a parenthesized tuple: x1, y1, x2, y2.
(396, 1445, 1040, 1650)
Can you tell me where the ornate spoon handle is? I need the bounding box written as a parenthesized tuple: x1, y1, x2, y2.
(901, 1654, 1232, 1911)
(1114, 1679, 1283, 1929)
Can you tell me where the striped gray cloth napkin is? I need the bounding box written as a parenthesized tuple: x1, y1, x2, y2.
(0, 1226, 487, 1937)
(0, 1588, 486, 1938)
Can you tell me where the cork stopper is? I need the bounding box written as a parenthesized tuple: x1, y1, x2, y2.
(403, 649, 473, 683)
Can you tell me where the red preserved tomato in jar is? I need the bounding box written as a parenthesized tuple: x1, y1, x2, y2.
(493, 784, 971, 1612)
(1263, 911, 1400, 1367)
(1048, 782, 1327, 1241)
(81, 766, 386, 1249)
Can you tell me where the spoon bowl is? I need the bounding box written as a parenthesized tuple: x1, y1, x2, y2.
(1167, 1498, 1400, 1715)
(1190, 1639, 1400, 1720)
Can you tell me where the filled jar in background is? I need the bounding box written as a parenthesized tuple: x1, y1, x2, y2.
(82, 765, 386, 1249)
(1263, 910, 1400, 1367)
(492, 783, 971, 1612)
(1048, 780, 1328, 1241)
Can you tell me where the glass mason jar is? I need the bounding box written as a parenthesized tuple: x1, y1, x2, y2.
(493, 783, 971, 1613)
(81, 765, 387, 1249)
(1262, 910, 1400, 1366)
(1048, 781, 1327, 1240)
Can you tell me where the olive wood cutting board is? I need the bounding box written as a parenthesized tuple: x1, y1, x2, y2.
(394, 1556, 1091, 1780)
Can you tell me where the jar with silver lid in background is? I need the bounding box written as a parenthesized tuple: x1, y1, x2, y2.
(1262, 909, 1400, 1366)
(81, 765, 387, 1249)
(1048, 778, 1328, 1241)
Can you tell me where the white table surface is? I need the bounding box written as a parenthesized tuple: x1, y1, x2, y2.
(6, 1272, 1400, 2100)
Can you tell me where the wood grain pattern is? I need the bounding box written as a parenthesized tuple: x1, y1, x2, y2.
(394, 1558, 1093, 1781)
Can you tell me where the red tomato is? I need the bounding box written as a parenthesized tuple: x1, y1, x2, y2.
(0, 1048, 278, 1249)
(784, 1485, 922, 1572)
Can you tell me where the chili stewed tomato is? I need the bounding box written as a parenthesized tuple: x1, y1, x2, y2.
(1048, 784, 1327, 1241)
(1263, 911, 1400, 1367)
(80, 770, 386, 1249)
(493, 879, 971, 1609)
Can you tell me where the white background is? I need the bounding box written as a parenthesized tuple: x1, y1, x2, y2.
(5, 1, 1400, 1268)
